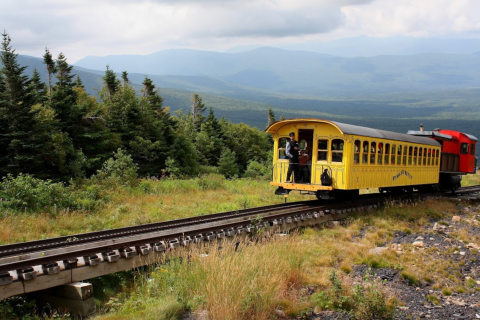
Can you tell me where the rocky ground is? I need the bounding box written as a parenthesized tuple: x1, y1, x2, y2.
(313, 199, 480, 320)
(181, 198, 480, 320)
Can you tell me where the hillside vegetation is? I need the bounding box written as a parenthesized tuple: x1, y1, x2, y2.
(11, 49, 480, 146)
(0, 32, 272, 183)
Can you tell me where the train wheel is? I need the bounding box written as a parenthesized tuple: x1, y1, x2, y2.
(334, 189, 359, 201)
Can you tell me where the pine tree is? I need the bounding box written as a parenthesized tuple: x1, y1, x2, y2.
(51, 52, 76, 132)
(131, 76, 175, 175)
(142, 77, 164, 112)
(266, 107, 276, 144)
(121, 71, 129, 88)
(0, 31, 44, 175)
(266, 107, 276, 129)
(191, 93, 206, 130)
(103, 65, 119, 101)
(195, 107, 224, 166)
(218, 148, 239, 178)
(43, 48, 56, 98)
(29, 68, 47, 106)
(73, 75, 84, 89)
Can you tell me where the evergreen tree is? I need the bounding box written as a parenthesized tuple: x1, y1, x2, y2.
(51, 52, 76, 131)
(191, 93, 206, 130)
(0, 32, 45, 175)
(121, 71, 129, 88)
(266, 107, 276, 129)
(266, 107, 276, 144)
(103, 65, 119, 101)
(142, 77, 164, 112)
(43, 48, 56, 98)
(132, 76, 175, 175)
(71, 86, 119, 176)
(73, 75, 84, 89)
(29, 68, 47, 107)
(218, 148, 239, 178)
(195, 107, 224, 166)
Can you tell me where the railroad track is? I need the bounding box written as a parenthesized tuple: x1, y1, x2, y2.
(1, 186, 479, 300)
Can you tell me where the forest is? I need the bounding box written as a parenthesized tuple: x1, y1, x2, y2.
(0, 32, 273, 184)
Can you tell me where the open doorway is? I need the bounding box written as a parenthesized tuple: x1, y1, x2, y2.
(298, 129, 314, 183)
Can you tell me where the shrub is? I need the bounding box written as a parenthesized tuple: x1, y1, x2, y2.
(0, 173, 76, 211)
(311, 269, 396, 320)
(243, 160, 271, 180)
(311, 271, 352, 311)
(350, 271, 396, 320)
(0, 296, 37, 320)
(94, 149, 138, 187)
(218, 148, 239, 179)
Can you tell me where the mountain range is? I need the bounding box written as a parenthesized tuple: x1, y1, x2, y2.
(74, 46, 480, 97)
(6, 36, 480, 142)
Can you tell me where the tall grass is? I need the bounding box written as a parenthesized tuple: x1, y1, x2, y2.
(0, 175, 314, 244)
(97, 236, 308, 320)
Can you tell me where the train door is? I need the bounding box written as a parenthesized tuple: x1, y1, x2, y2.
(298, 129, 314, 183)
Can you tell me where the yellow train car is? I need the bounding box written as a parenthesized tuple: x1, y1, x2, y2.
(266, 119, 442, 199)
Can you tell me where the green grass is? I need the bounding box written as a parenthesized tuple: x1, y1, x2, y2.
(2, 174, 480, 319)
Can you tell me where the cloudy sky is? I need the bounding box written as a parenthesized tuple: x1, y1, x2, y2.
(1, 0, 480, 62)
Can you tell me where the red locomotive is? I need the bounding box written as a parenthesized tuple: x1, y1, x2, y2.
(408, 125, 477, 191)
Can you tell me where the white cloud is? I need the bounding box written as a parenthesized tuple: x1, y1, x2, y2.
(340, 0, 480, 38)
(0, 0, 479, 61)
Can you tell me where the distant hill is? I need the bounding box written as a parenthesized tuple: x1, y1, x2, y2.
(5, 52, 480, 145)
(75, 47, 480, 97)
(274, 36, 480, 57)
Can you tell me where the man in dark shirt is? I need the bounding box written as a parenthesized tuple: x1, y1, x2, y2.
(285, 132, 299, 182)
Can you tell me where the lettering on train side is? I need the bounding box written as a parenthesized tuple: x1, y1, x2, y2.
(392, 170, 413, 181)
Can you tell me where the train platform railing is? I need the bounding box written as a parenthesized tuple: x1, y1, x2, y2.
(272, 162, 316, 184)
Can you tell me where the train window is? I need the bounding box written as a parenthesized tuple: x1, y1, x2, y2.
(354, 140, 360, 164)
(370, 142, 376, 164)
(397, 145, 402, 165)
(423, 148, 427, 165)
(362, 141, 368, 164)
(377, 142, 383, 165)
(471, 143, 476, 155)
(403, 145, 407, 165)
(417, 147, 422, 166)
(331, 139, 344, 163)
(362, 141, 369, 164)
(317, 139, 328, 162)
(461, 143, 469, 154)
(278, 137, 288, 160)
(384, 144, 390, 165)
(427, 149, 431, 166)
(391, 145, 396, 165)
(408, 146, 413, 165)
(436, 149, 440, 166)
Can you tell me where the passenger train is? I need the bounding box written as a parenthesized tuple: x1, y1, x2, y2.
(266, 119, 477, 200)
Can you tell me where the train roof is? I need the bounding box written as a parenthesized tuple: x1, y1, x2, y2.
(266, 118, 441, 147)
(408, 130, 478, 142)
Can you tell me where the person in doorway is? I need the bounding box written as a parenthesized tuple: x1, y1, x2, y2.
(298, 149, 310, 183)
(285, 132, 299, 182)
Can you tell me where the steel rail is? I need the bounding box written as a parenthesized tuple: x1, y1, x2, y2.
(0, 196, 386, 275)
(0, 203, 331, 273)
(0, 185, 478, 299)
(0, 199, 320, 259)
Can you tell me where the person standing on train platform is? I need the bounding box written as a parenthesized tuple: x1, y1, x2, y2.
(299, 149, 310, 182)
(285, 132, 299, 183)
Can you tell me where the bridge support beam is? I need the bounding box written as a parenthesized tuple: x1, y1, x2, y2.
(32, 282, 95, 318)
